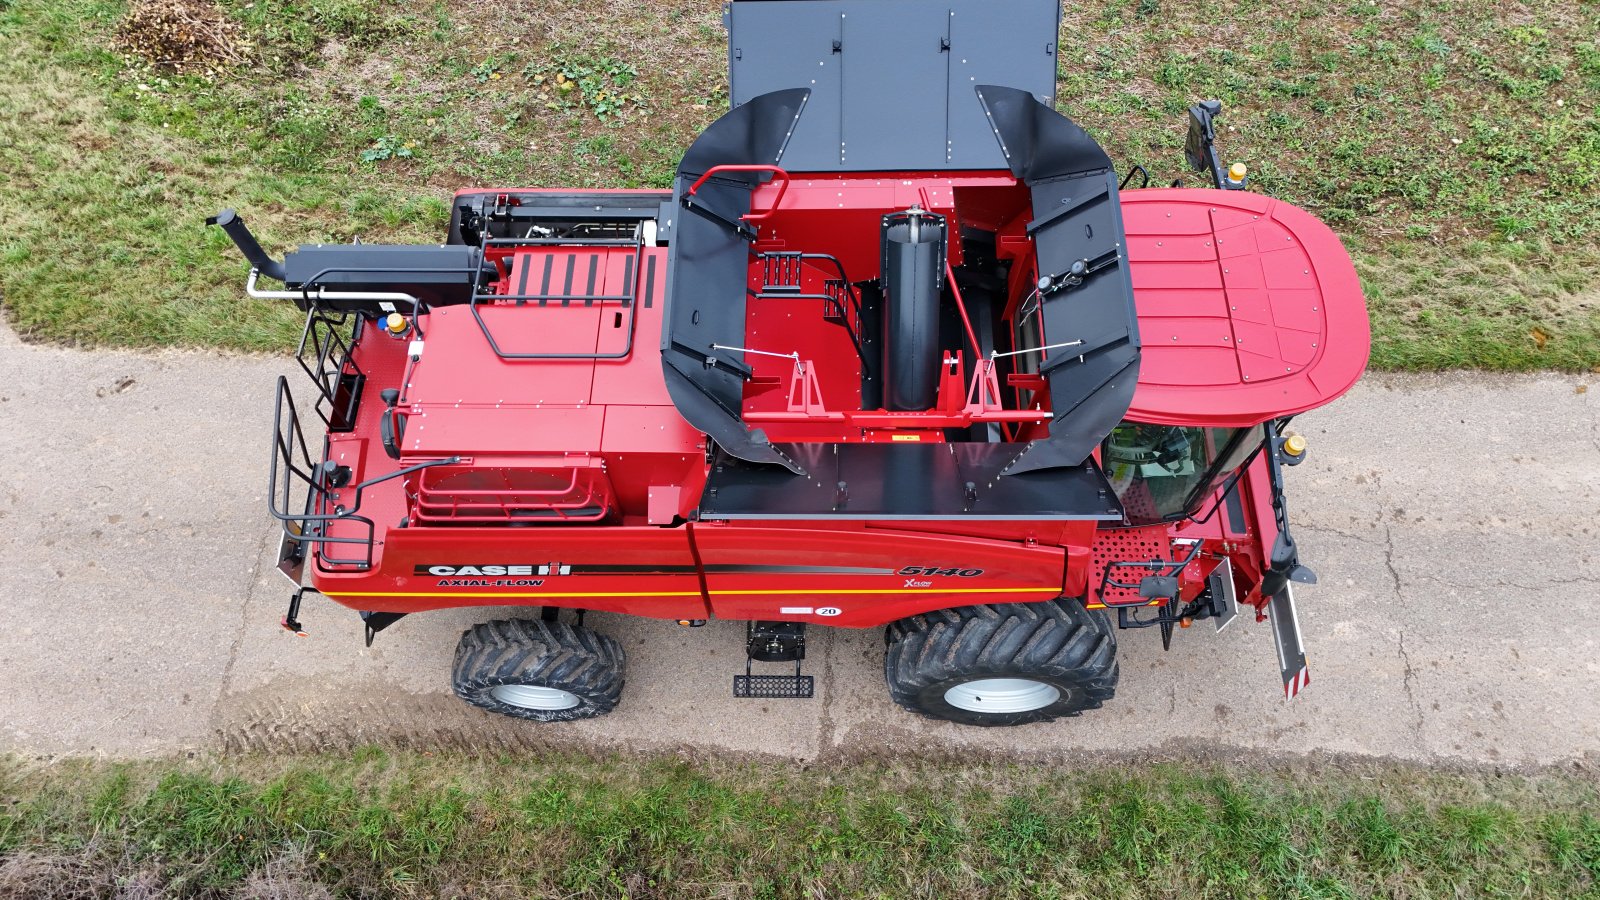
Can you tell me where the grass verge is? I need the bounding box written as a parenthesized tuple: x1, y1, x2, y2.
(0, 0, 1596, 369)
(2, 751, 1598, 899)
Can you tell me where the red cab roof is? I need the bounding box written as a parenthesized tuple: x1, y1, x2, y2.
(1120, 188, 1369, 428)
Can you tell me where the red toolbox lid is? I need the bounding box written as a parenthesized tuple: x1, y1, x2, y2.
(1119, 188, 1369, 427)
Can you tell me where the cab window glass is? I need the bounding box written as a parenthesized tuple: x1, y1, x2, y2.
(1103, 424, 1242, 523)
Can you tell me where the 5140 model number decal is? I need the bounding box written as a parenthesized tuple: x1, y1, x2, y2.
(896, 566, 984, 577)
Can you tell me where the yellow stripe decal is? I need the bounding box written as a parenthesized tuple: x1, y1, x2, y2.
(708, 587, 1057, 596)
(323, 586, 1061, 599)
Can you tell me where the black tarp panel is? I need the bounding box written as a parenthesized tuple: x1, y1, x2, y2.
(728, 0, 1060, 171)
(974, 85, 1140, 473)
(700, 443, 1123, 521)
(664, 90, 811, 473)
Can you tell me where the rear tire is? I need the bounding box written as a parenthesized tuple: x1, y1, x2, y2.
(452, 618, 625, 722)
(884, 599, 1117, 727)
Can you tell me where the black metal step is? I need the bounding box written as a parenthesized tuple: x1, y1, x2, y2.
(758, 252, 805, 295)
(733, 674, 815, 699)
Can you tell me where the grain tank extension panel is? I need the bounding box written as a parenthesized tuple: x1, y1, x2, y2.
(726, 0, 1062, 172)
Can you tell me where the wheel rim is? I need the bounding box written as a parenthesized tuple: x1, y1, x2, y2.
(943, 678, 1060, 714)
(490, 684, 581, 711)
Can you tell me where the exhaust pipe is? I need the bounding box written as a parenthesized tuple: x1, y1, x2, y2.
(206, 208, 287, 283)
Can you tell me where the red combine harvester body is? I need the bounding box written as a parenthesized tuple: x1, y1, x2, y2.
(219, 0, 1367, 725)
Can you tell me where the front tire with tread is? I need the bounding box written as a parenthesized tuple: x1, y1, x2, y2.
(452, 618, 625, 722)
(884, 599, 1117, 727)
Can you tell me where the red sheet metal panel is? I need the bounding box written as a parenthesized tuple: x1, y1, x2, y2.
(407, 304, 599, 406)
(1121, 188, 1369, 426)
(318, 524, 710, 621)
(590, 247, 675, 407)
(401, 304, 606, 456)
(691, 522, 1066, 627)
(1086, 524, 1171, 609)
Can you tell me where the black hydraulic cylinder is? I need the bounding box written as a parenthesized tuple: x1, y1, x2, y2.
(880, 209, 946, 411)
(206, 208, 287, 282)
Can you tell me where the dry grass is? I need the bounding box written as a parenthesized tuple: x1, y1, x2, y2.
(0, 841, 166, 900)
(0, 844, 336, 899)
(117, 0, 245, 75)
(1358, 239, 1600, 370)
(232, 846, 333, 900)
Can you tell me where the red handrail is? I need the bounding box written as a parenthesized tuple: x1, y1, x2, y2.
(686, 164, 791, 222)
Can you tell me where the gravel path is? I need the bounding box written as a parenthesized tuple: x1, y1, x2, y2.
(2, 323, 1595, 768)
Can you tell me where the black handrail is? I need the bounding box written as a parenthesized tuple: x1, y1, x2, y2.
(292, 308, 364, 430)
(467, 233, 646, 360)
(269, 377, 459, 570)
(753, 251, 869, 367)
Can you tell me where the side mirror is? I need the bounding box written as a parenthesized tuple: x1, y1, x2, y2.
(1139, 575, 1180, 600)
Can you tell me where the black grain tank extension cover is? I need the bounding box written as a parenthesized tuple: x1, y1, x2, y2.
(663, 0, 1138, 499)
(726, 0, 1062, 172)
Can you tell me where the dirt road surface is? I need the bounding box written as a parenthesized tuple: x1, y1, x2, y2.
(2, 322, 1596, 768)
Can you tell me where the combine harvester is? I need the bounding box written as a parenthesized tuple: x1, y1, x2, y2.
(215, 0, 1367, 726)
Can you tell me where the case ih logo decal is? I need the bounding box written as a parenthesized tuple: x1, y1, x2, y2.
(416, 563, 569, 587)
(417, 563, 571, 576)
